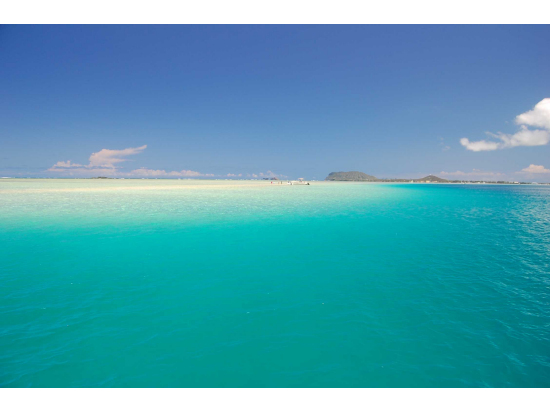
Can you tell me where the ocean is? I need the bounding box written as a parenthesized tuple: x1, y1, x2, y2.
(1, 179, 549, 387)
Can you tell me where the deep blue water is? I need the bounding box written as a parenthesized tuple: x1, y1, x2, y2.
(1, 180, 549, 387)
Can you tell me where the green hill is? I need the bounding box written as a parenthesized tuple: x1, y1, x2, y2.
(414, 175, 448, 183)
(325, 171, 377, 181)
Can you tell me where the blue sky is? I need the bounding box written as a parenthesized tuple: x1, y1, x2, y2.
(1, 25, 549, 180)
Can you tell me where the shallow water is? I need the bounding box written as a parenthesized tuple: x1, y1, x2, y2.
(1, 179, 549, 387)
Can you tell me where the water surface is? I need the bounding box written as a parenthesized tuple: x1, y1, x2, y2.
(1, 179, 549, 387)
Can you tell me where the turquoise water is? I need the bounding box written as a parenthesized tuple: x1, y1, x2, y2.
(1, 179, 549, 387)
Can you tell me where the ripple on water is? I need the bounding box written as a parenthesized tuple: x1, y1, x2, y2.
(1, 181, 550, 387)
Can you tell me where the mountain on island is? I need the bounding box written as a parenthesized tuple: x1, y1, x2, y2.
(414, 175, 448, 183)
(324, 172, 450, 182)
(325, 171, 377, 181)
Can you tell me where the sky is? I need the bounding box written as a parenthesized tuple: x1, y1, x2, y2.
(1, 25, 549, 181)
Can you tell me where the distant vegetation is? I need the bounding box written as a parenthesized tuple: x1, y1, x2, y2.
(414, 175, 448, 183)
(324, 171, 454, 183)
(323, 172, 546, 184)
(325, 171, 377, 181)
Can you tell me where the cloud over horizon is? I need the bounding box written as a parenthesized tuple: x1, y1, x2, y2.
(49, 145, 148, 172)
(47, 145, 282, 179)
(127, 168, 214, 178)
(460, 98, 550, 151)
(51, 161, 83, 168)
(439, 169, 505, 179)
(245, 170, 286, 179)
(89, 145, 147, 167)
(48, 145, 211, 177)
(520, 164, 550, 174)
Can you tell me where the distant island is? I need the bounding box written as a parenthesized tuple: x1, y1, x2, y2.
(325, 171, 377, 181)
(325, 171, 448, 182)
(324, 171, 527, 184)
(414, 175, 448, 183)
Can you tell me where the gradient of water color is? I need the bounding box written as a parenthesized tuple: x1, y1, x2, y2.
(1, 179, 549, 387)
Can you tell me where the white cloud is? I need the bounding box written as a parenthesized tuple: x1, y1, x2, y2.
(459, 138, 500, 152)
(520, 164, 550, 174)
(49, 145, 147, 171)
(439, 169, 504, 179)
(126, 168, 213, 177)
(259, 170, 285, 178)
(48, 145, 213, 178)
(245, 171, 287, 179)
(89, 145, 147, 167)
(461, 98, 550, 151)
(50, 160, 83, 168)
(486, 126, 550, 148)
(47, 147, 287, 179)
(515, 98, 550, 130)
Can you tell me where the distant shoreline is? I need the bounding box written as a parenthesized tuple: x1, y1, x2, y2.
(324, 171, 548, 185)
(1, 177, 548, 185)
